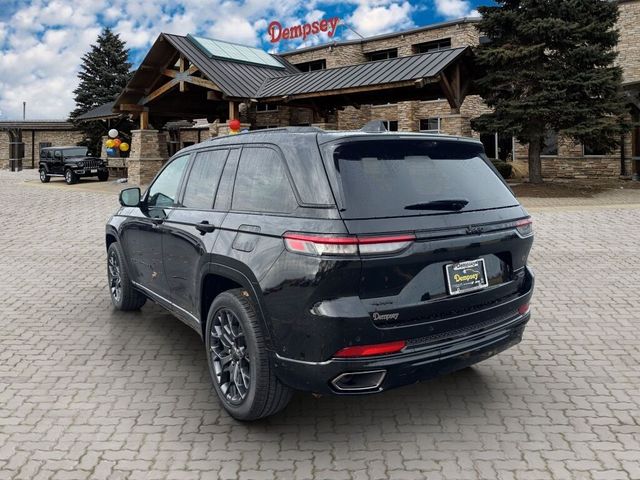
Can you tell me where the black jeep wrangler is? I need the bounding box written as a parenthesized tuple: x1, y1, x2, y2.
(39, 146, 109, 184)
(105, 126, 534, 421)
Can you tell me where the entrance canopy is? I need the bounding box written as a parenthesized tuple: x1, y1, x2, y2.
(111, 32, 474, 126)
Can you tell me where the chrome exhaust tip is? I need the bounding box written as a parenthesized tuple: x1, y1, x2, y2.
(331, 370, 387, 392)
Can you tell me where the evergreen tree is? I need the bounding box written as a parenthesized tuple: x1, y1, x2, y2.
(471, 0, 628, 183)
(70, 28, 132, 155)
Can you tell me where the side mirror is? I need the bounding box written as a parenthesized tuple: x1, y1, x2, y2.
(119, 187, 141, 207)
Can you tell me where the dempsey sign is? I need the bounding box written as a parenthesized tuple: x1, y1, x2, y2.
(268, 17, 340, 43)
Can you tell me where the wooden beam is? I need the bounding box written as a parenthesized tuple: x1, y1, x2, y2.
(228, 101, 239, 120)
(178, 56, 187, 93)
(182, 76, 222, 91)
(141, 79, 178, 105)
(439, 72, 460, 112)
(119, 104, 148, 112)
(140, 110, 149, 129)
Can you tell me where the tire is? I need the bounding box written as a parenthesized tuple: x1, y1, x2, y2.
(107, 242, 146, 311)
(98, 171, 109, 182)
(64, 168, 78, 185)
(39, 168, 50, 183)
(205, 289, 292, 421)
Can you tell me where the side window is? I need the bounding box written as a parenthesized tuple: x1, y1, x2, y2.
(232, 147, 297, 213)
(182, 149, 229, 210)
(54, 150, 62, 159)
(147, 155, 189, 209)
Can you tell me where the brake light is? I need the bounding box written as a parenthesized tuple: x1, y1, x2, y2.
(515, 218, 533, 237)
(283, 233, 415, 256)
(518, 303, 530, 315)
(334, 340, 406, 358)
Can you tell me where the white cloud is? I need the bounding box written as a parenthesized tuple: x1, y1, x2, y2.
(347, 1, 414, 38)
(434, 0, 476, 18)
(0, 0, 421, 119)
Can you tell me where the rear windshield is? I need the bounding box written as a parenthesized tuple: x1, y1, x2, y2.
(327, 139, 518, 219)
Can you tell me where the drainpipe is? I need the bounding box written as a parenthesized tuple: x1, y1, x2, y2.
(620, 133, 626, 177)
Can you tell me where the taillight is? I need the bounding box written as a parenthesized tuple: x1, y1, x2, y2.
(515, 217, 533, 237)
(334, 340, 406, 358)
(283, 233, 415, 256)
(518, 303, 530, 315)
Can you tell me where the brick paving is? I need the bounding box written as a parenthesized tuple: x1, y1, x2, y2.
(1, 170, 639, 480)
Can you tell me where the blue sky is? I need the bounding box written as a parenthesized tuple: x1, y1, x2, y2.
(0, 0, 490, 119)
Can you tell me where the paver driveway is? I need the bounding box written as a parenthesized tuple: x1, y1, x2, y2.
(0, 170, 639, 480)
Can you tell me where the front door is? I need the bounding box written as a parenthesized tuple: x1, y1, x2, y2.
(119, 155, 190, 302)
(163, 148, 238, 321)
(52, 150, 64, 174)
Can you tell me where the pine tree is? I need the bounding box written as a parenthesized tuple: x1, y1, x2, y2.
(70, 28, 132, 155)
(471, 0, 628, 183)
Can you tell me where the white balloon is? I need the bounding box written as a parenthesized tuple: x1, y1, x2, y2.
(108, 129, 118, 139)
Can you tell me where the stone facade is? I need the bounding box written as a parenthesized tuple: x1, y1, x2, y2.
(617, 0, 640, 85)
(127, 130, 168, 186)
(0, 127, 83, 170)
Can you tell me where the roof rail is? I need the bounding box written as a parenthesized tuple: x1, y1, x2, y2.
(206, 125, 325, 142)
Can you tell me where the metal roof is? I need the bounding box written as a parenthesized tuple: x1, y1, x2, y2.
(0, 120, 77, 130)
(75, 101, 119, 121)
(162, 34, 297, 99)
(257, 47, 468, 99)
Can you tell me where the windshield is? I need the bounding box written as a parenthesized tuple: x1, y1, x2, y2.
(327, 139, 518, 219)
(63, 147, 88, 157)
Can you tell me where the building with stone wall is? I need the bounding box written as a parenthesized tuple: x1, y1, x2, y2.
(0, 121, 84, 170)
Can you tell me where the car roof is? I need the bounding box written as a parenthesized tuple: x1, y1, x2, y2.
(42, 146, 86, 150)
(177, 127, 482, 156)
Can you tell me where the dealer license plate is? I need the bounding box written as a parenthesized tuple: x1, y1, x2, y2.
(445, 259, 489, 296)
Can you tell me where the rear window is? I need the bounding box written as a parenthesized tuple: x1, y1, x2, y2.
(326, 139, 518, 219)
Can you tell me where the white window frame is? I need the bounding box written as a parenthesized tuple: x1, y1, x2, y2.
(419, 117, 441, 134)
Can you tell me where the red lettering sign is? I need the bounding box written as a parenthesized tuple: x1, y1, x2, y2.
(268, 17, 341, 43)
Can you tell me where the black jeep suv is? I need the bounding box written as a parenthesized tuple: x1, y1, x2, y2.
(105, 126, 534, 421)
(39, 146, 109, 184)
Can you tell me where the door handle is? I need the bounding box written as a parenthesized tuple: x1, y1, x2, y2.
(196, 221, 216, 235)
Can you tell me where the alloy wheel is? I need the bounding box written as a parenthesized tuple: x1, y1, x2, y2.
(107, 251, 122, 303)
(210, 308, 251, 404)
(40, 170, 46, 181)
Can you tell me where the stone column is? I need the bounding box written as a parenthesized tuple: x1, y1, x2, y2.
(397, 101, 417, 132)
(127, 130, 168, 186)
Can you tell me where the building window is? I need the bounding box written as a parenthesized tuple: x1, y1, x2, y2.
(256, 103, 278, 112)
(366, 48, 398, 62)
(583, 141, 608, 156)
(382, 120, 398, 131)
(541, 131, 558, 156)
(419, 118, 440, 133)
(479, 36, 491, 45)
(293, 59, 326, 72)
(413, 38, 452, 54)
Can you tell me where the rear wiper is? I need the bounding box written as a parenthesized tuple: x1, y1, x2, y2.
(404, 199, 469, 211)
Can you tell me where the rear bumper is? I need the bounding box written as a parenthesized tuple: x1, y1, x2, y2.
(275, 306, 530, 395)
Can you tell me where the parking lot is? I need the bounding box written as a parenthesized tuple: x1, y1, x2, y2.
(0, 169, 639, 480)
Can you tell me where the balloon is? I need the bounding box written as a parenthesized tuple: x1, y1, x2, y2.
(106, 147, 116, 157)
(105, 139, 115, 148)
(113, 138, 122, 147)
(229, 119, 241, 131)
(108, 129, 118, 139)
(119, 142, 129, 152)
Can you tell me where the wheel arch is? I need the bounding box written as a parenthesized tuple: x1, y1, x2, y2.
(200, 263, 274, 348)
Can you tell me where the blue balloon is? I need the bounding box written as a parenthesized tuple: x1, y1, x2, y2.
(106, 147, 116, 157)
